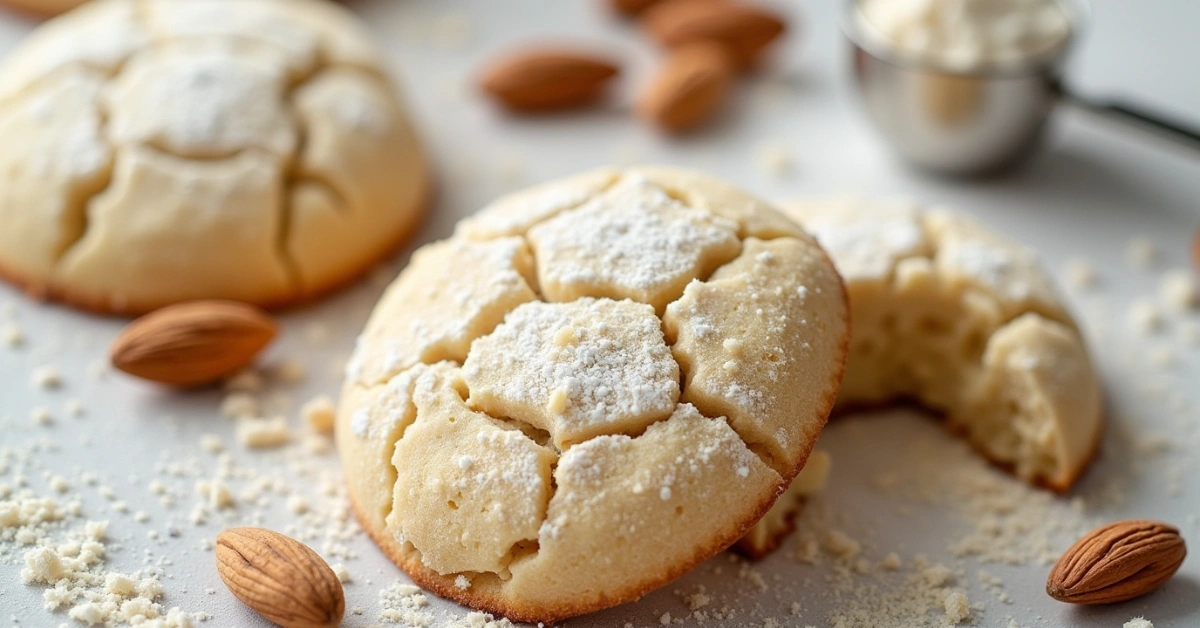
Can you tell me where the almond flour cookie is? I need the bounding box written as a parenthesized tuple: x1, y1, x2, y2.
(0, 0, 430, 314)
(338, 167, 849, 622)
(784, 198, 1103, 492)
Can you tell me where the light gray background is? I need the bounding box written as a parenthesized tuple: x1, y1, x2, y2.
(1, 1, 1199, 626)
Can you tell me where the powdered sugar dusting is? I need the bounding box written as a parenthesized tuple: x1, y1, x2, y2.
(463, 298, 679, 448)
(106, 47, 296, 159)
(528, 175, 741, 310)
(794, 199, 927, 281)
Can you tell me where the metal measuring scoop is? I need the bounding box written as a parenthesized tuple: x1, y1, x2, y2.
(843, 0, 1200, 175)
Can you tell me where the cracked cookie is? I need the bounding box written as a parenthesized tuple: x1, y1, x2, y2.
(0, 0, 430, 314)
(337, 167, 849, 622)
(783, 198, 1102, 492)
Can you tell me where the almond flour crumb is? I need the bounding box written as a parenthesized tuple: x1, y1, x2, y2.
(2, 322, 24, 347)
(236, 417, 291, 449)
(301, 395, 337, 434)
(1124, 618, 1154, 628)
(30, 365, 63, 389)
(219, 392, 259, 419)
(31, 406, 53, 426)
(1160, 269, 1199, 310)
(943, 590, 970, 623)
(379, 581, 433, 626)
(198, 434, 224, 454)
(881, 552, 902, 571)
(332, 563, 351, 583)
(65, 398, 85, 417)
(1128, 299, 1164, 334)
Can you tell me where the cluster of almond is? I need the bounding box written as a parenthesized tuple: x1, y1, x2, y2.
(479, 0, 787, 132)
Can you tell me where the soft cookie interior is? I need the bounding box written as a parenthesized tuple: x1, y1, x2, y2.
(784, 199, 1102, 491)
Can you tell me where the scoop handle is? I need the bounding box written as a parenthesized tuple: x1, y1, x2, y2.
(1055, 82, 1200, 149)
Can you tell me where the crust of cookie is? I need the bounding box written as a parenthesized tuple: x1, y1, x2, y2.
(0, 170, 434, 316)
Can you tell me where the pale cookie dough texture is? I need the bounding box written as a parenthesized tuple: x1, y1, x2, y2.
(0, 0, 430, 314)
(784, 198, 1103, 491)
(338, 167, 849, 622)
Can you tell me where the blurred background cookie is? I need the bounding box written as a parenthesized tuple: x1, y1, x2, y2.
(0, 0, 430, 314)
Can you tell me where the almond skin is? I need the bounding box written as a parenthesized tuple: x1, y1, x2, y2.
(1047, 520, 1186, 604)
(216, 527, 344, 628)
(479, 48, 620, 112)
(637, 43, 734, 132)
(643, 0, 787, 68)
(110, 300, 277, 387)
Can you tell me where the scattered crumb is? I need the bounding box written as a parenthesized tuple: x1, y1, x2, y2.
(220, 392, 259, 419)
(1124, 618, 1154, 628)
(31, 365, 63, 389)
(302, 395, 337, 434)
(65, 399, 85, 417)
(199, 434, 224, 454)
(273, 358, 308, 385)
(3, 322, 25, 347)
(943, 591, 970, 623)
(1160, 269, 1199, 310)
(1128, 299, 1164, 334)
(236, 417, 292, 449)
(31, 406, 53, 426)
(333, 564, 352, 584)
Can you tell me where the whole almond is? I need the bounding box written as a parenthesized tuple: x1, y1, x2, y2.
(216, 527, 344, 628)
(643, 0, 786, 68)
(1047, 520, 1186, 604)
(637, 43, 734, 132)
(110, 300, 277, 387)
(479, 48, 620, 112)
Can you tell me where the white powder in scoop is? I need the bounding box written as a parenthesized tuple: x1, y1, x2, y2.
(857, 0, 1072, 70)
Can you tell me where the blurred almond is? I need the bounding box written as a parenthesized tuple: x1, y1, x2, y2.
(110, 300, 277, 387)
(216, 527, 344, 628)
(609, 0, 664, 16)
(479, 48, 620, 111)
(1047, 520, 1186, 605)
(643, 0, 786, 68)
(637, 43, 734, 132)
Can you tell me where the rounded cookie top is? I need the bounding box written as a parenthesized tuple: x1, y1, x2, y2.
(338, 167, 849, 622)
(784, 198, 1102, 491)
(0, 0, 429, 313)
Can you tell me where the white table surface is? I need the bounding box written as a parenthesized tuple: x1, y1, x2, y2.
(2, 1, 1199, 627)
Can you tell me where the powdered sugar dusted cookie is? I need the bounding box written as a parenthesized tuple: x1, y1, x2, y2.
(0, 0, 430, 313)
(338, 167, 849, 622)
(783, 198, 1102, 492)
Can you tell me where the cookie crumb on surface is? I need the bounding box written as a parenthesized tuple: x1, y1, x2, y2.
(1128, 299, 1164, 334)
(302, 395, 337, 434)
(943, 590, 970, 623)
(236, 416, 291, 449)
(31, 365, 62, 389)
(1160, 269, 1199, 310)
(3, 322, 25, 347)
(1124, 618, 1154, 628)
